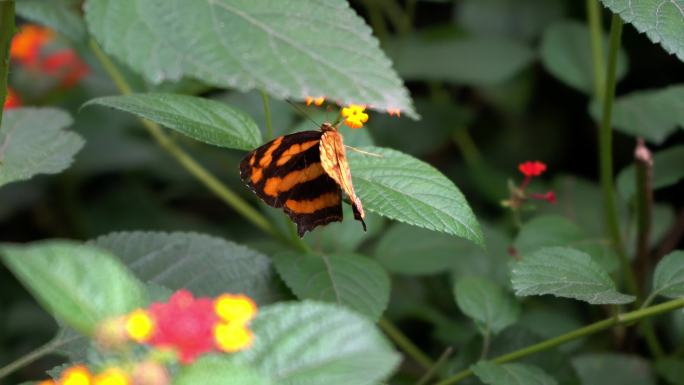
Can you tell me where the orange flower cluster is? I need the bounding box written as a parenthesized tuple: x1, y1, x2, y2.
(38, 361, 169, 385)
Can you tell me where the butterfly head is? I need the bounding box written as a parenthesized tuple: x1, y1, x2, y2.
(320, 122, 338, 132)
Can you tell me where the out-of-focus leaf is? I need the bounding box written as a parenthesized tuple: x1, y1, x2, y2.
(454, 277, 519, 334)
(600, 0, 684, 62)
(306, 205, 384, 254)
(232, 301, 400, 385)
(349, 147, 482, 244)
(617, 145, 684, 199)
(386, 36, 535, 85)
(272, 252, 390, 321)
(16, 0, 86, 41)
(511, 247, 635, 304)
(651, 250, 684, 299)
(175, 356, 271, 385)
(472, 361, 558, 385)
(541, 21, 628, 94)
(84, 94, 261, 150)
(85, 0, 417, 117)
(457, 0, 567, 42)
(518, 306, 584, 352)
(572, 354, 655, 385)
(91, 232, 282, 304)
(655, 358, 684, 385)
(0, 108, 84, 188)
(0, 241, 146, 334)
(589, 85, 684, 143)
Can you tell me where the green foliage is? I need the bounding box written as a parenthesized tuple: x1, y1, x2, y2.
(85, 94, 262, 150)
(617, 145, 684, 199)
(511, 247, 634, 304)
(472, 361, 558, 385)
(572, 353, 655, 385)
(454, 277, 520, 335)
(15, 0, 85, 41)
(0, 108, 84, 187)
(175, 356, 272, 385)
(655, 358, 684, 385)
(272, 252, 390, 321)
(84, 0, 417, 117)
(651, 250, 684, 299)
(0, 241, 146, 334)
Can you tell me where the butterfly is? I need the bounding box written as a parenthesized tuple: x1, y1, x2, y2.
(239, 122, 366, 237)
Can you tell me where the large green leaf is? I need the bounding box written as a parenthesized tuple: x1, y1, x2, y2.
(589, 85, 684, 143)
(600, 0, 684, 62)
(386, 36, 534, 85)
(175, 356, 271, 385)
(572, 353, 655, 385)
(541, 20, 628, 94)
(473, 361, 558, 385)
(272, 252, 390, 321)
(617, 145, 684, 199)
(16, 0, 86, 41)
(84, 94, 261, 150)
(0, 241, 146, 334)
(0, 108, 84, 188)
(510, 247, 634, 304)
(233, 301, 400, 385)
(84, 0, 416, 117)
(91, 232, 282, 304)
(454, 277, 520, 335)
(349, 147, 483, 244)
(651, 250, 684, 299)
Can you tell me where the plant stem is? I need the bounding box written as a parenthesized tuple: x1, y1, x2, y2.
(634, 138, 653, 281)
(260, 90, 274, 140)
(0, 1, 15, 129)
(433, 297, 684, 385)
(598, 15, 639, 298)
(379, 317, 434, 370)
(586, 0, 605, 102)
(89, 40, 287, 243)
(415, 347, 452, 385)
(0, 339, 55, 380)
(452, 129, 481, 166)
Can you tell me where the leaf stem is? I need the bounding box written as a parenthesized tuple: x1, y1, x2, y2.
(598, 15, 639, 298)
(379, 317, 434, 370)
(432, 297, 684, 385)
(0, 339, 56, 380)
(586, 0, 605, 102)
(0, 0, 15, 129)
(415, 347, 452, 385)
(260, 90, 274, 140)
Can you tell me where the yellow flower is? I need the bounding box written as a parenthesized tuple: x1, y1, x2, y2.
(93, 368, 130, 385)
(125, 309, 155, 342)
(61, 365, 92, 385)
(305, 96, 325, 106)
(214, 322, 254, 352)
(341, 104, 369, 129)
(214, 294, 257, 325)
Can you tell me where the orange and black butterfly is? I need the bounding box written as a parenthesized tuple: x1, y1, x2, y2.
(239, 123, 366, 237)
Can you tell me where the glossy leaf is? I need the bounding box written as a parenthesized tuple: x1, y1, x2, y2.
(473, 361, 558, 385)
(0, 108, 84, 188)
(85, 0, 417, 117)
(651, 251, 684, 299)
(600, 0, 684, 62)
(511, 247, 635, 304)
(572, 353, 655, 385)
(84, 94, 261, 150)
(91, 231, 282, 304)
(454, 277, 520, 334)
(349, 147, 483, 245)
(541, 21, 628, 94)
(16, 0, 86, 41)
(617, 145, 684, 199)
(0, 241, 146, 334)
(272, 252, 390, 320)
(233, 301, 400, 385)
(175, 356, 271, 385)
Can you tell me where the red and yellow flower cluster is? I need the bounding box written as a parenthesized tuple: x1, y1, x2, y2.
(304, 95, 399, 129)
(38, 361, 169, 385)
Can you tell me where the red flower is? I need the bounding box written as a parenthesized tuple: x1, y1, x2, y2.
(10, 25, 54, 67)
(518, 161, 547, 177)
(4, 88, 21, 109)
(41, 49, 89, 88)
(531, 191, 556, 204)
(147, 290, 219, 363)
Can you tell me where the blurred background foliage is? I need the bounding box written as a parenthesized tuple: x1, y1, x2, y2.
(1, 0, 683, 384)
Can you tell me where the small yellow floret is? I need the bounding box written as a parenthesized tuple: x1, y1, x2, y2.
(93, 368, 130, 385)
(341, 104, 369, 129)
(61, 365, 92, 385)
(214, 294, 257, 324)
(215, 322, 254, 352)
(125, 309, 154, 342)
(305, 96, 325, 106)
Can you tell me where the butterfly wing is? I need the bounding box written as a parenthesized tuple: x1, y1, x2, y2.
(239, 131, 343, 236)
(319, 130, 366, 231)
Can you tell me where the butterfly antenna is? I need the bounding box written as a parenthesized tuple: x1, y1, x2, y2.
(286, 100, 321, 128)
(345, 145, 383, 158)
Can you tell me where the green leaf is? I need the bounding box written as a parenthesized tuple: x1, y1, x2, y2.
(91, 231, 283, 304)
(16, 0, 86, 41)
(349, 147, 483, 244)
(84, 94, 261, 150)
(655, 358, 684, 385)
(541, 20, 628, 94)
(0, 108, 84, 188)
(589, 85, 684, 143)
(600, 0, 684, 62)
(454, 277, 520, 335)
(651, 250, 684, 299)
(175, 356, 271, 385)
(233, 301, 400, 385)
(617, 145, 684, 199)
(386, 35, 535, 85)
(0, 241, 146, 334)
(572, 353, 655, 385)
(305, 205, 385, 254)
(511, 247, 635, 304)
(473, 361, 558, 385)
(84, 0, 416, 118)
(272, 252, 390, 321)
